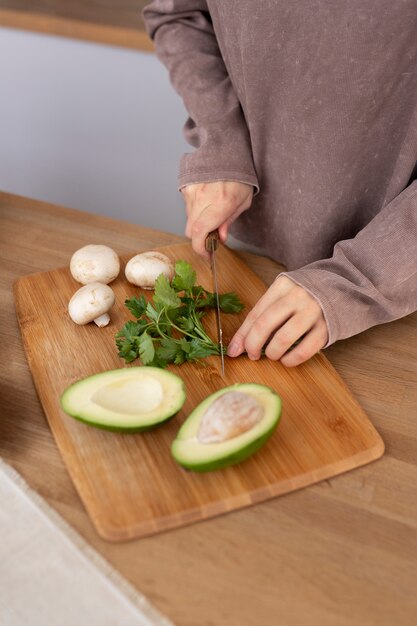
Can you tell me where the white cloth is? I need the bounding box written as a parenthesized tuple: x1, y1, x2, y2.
(0, 458, 174, 626)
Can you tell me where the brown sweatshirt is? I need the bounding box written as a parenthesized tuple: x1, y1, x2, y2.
(143, 1, 417, 346)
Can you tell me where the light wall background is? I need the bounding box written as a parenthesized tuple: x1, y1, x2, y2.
(0, 27, 189, 236)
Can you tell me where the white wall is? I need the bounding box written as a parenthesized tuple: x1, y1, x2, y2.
(0, 27, 189, 235)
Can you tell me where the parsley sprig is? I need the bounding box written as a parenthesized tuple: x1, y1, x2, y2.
(116, 260, 244, 368)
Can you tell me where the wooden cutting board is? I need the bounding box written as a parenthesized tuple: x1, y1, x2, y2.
(14, 242, 384, 542)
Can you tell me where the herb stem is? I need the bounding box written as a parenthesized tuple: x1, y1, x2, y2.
(165, 317, 197, 341)
(155, 307, 173, 341)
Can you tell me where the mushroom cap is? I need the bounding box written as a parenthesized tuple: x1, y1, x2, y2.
(70, 245, 120, 285)
(125, 251, 174, 289)
(68, 282, 115, 325)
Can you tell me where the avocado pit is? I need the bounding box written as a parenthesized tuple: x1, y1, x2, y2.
(197, 391, 264, 444)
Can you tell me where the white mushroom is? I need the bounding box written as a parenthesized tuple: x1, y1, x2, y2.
(68, 282, 115, 327)
(125, 251, 174, 289)
(70, 244, 120, 285)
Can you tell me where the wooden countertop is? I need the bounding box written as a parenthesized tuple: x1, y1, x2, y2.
(1, 191, 417, 626)
(0, 1, 153, 51)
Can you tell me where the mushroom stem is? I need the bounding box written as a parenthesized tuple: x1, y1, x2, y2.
(93, 313, 111, 327)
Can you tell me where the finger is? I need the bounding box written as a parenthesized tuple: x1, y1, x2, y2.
(218, 221, 229, 243)
(181, 187, 195, 220)
(228, 297, 295, 359)
(218, 215, 237, 243)
(245, 301, 303, 360)
(280, 322, 328, 367)
(184, 201, 196, 238)
(186, 203, 216, 260)
(218, 208, 247, 243)
(189, 203, 230, 259)
(227, 277, 297, 356)
(185, 198, 212, 239)
(263, 312, 318, 361)
(217, 193, 253, 243)
(189, 194, 251, 259)
(185, 217, 193, 239)
(190, 224, 212, 261)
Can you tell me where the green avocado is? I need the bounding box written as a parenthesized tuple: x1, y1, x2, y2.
(171, 383, 282, 472)
(60, 367, 186, 432)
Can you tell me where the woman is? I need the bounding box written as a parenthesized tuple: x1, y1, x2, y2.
(143, 1, 417, 366)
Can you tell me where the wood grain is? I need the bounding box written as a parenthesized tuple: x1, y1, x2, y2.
(14, 242, 383, 541)
(2, 192, 417, 626)
(0, 1, 153, 51)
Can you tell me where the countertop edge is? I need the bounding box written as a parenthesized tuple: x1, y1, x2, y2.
(0, 8, 154, 52)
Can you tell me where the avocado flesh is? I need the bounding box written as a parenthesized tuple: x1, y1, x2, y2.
(171, 383, 282, 471)
(61, 367, 186, 432)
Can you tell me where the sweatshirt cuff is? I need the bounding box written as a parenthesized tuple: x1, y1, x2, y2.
(178, 102, 260, 196)
(281, 261, 396, 348)
(178, 169, 260, 195)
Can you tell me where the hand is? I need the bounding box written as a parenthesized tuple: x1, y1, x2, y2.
(226, 275, 329, 367)
(182, 181, 254, 261)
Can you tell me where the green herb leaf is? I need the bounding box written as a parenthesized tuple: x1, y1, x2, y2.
(121, 351, 139, 364)
(187, 338, 218, 361)
(177, 316, 195, 333)
(219, 292, 245, 313)
(116, 338, 139, 363)
(201, 290, 244, 313)
(116, 320, 140, 342)
(157, 337, 180, 362)
(138, 331, 155, 365)
(192, 286, 209, 308)
(174, 350, 186, 365)
(178, 337, 191, 354)
(202, 297, 214, 309)
(149, 350, 169, 369)
(125, 295, 147, 319)
(146, 301, 159, 322)
(165, 306, 182, 323)
(154, 274, 181, 308)
(172, 260, 196, 292)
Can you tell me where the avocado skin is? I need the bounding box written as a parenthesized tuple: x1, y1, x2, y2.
(171, 393, 281, 472)
(64, 410, 180, 433)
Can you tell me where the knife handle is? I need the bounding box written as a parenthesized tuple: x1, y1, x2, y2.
(205, 229, 220, 252)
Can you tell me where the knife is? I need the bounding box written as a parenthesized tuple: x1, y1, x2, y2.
(205, 229, 225, 377)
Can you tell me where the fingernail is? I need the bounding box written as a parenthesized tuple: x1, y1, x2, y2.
(227, 340, 241, 357)
(248, 353, 259, 361)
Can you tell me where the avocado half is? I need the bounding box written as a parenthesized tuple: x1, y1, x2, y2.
(60, 367, 186, 432)
(171, 383, 282, 472)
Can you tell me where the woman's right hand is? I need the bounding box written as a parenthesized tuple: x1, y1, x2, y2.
(181, 181, 254, 261)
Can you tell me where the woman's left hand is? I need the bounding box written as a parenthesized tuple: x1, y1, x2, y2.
(226, 275, 329, 367)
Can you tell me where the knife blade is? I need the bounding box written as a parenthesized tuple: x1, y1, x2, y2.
(205, 229, 225, 377)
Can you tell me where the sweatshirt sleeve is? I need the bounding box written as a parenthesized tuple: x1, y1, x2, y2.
(142, 0, 259, 192)
(281, 181, 417, 346)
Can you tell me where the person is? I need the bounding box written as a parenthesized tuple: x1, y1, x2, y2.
(142, 1, 417, 367)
